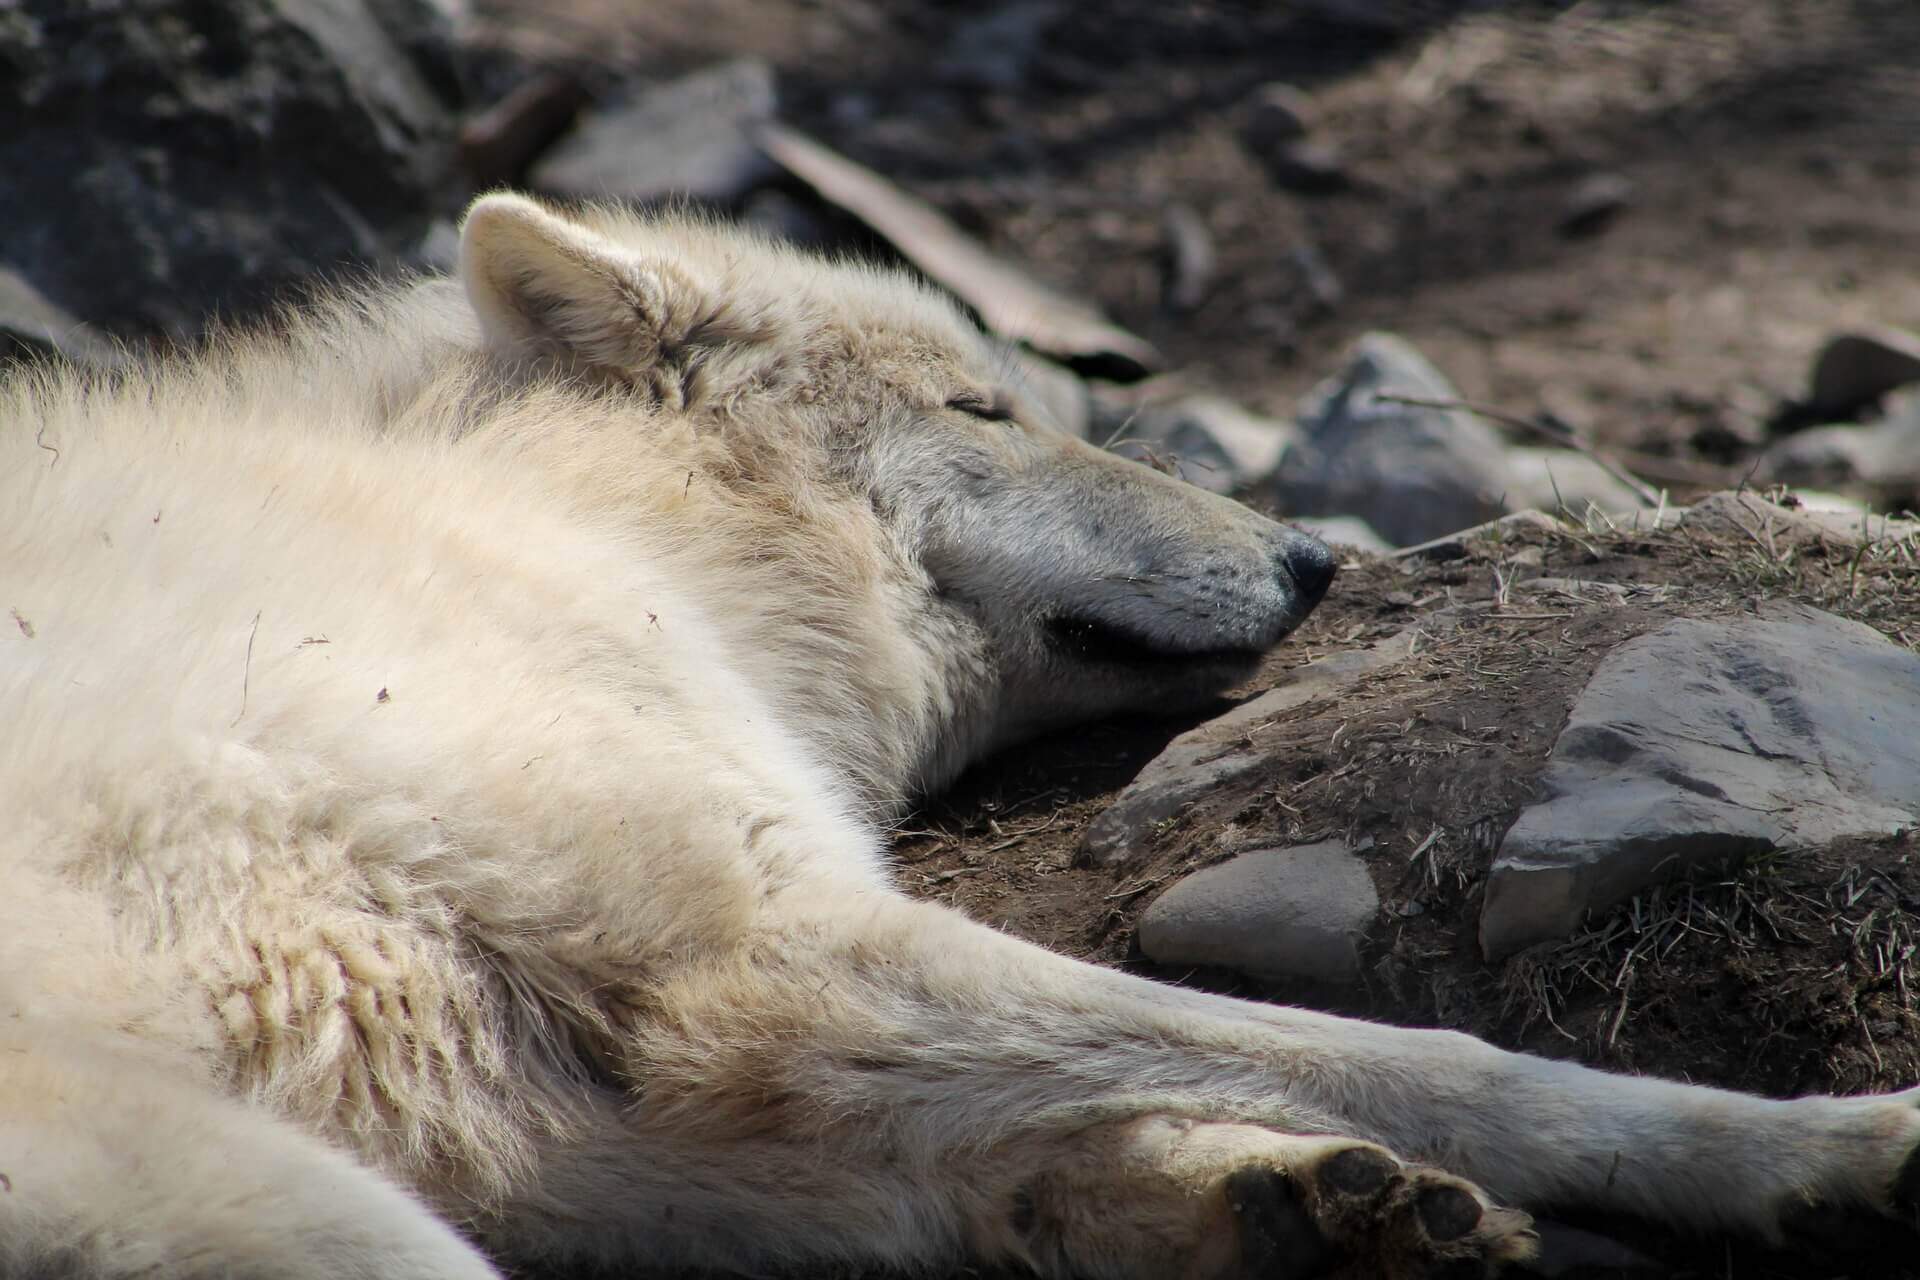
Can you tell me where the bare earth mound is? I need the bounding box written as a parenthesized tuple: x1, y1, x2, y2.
(900, 502, 1920, 1279)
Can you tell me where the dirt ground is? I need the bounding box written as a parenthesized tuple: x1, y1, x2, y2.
(892, 504, 1919, 1277)
(466, 3, 1920, 1275)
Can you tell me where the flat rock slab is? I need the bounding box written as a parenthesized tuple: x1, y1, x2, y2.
(1482, 603, 1920, 959)
(1137, 840, 1378, 985)
(1081, 632, 1415, 867)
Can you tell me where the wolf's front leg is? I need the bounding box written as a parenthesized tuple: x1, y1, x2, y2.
(515, 886, 1920, 1279)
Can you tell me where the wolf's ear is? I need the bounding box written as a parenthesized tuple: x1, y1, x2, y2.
(459, 193, 706, 369)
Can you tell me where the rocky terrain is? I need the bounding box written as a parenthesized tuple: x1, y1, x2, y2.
(7, 1, 1920, 1276)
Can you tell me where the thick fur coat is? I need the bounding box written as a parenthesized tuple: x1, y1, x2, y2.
(2, 195, 1916, 1279)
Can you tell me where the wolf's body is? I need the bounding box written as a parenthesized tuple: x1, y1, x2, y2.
(2, 196, 1915, 1279)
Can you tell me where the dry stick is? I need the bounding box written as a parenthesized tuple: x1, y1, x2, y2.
(1371, 392, 1665, 508)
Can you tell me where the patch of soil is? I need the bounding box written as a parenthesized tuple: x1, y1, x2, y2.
(897, 507, 1920, 1278)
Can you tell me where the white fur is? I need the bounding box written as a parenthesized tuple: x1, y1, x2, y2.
(1, 195, 1912, 1279)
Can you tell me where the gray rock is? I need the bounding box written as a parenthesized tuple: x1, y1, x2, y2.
(1290, 515, 1393, 554)
(0, 0, 460, 339)
(1103, 393, 1297, 495)
(1272, 333, 1513, 547)
(1505, 446, 1648, 518)
(1756, 391, 1920, 502)
(1137, 841, 1378, 985)
(1236, 78, 1338, 193)
(934, 2, 1063, 92)
(0, 268, 120, 366)
(1260, 139, 1350, 194)
(409, 220, 460, 275)
(1558, 172, 1634, 238)
(1082, 633, 1416, 867)
(1242, 82, 1315, 150)
(1482, 603, 1920, 959)
(531, 59, 778, 206)
(1805, 327, 1920, 419)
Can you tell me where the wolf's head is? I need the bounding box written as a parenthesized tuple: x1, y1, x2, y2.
(458, 194, 1333, 793)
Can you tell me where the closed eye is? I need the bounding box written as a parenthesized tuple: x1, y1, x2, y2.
(947, 390, 1016, 422)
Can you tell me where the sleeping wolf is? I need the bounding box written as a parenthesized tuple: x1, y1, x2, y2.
(2, 194, 1915, 1279)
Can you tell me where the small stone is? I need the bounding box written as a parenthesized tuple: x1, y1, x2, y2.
(1242, 82, 1315, 150)
(1137, 841, 1379, 986)
(1262, 139, 1350, 194)
(1082, 635, 1416, 867)
(1558, 172, 1634, 238)
(1804, 327, 1920, 419)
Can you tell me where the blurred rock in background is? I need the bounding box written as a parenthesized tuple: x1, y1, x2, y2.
(0, 0, 466, 341)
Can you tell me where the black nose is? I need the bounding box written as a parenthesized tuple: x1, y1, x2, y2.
(1282, 537, 1337, 601)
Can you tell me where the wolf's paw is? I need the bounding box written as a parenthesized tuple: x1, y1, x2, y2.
(1218, 1140, 1537, 1280)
